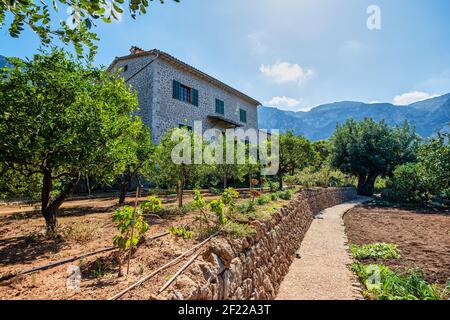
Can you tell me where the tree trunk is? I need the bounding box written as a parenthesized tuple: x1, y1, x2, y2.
(223, 172, 227, 189)
(357, 173, 378, 196)
(119, 174, 132, 205)
(86, 174, 91, 198)
(42, 173, 80, 235)
(177, 179, 185, 208)
(278, 172, 283, 191)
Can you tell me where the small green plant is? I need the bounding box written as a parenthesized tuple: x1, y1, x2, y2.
(221, 187, 239, 212)
(169, 225, 194, 239)
(270, 193, 279, 201)
(192, 190, 209, 228)
(208, 199, 227, 225)
(268, 180, 278, 193)
(140, 195, 163, 214)
(256, 194, 271, 205)
(351, 243, 401, 260)
(352, 263, 444, 300)
(207, 188, 240, 226)
(112, 205, 149, 276)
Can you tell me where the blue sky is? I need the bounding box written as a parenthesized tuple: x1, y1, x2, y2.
(1, 0, 450, 111)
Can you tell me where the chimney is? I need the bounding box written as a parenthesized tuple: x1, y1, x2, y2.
(130, 46, 144, 55)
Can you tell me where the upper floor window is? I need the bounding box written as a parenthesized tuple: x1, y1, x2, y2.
(173, 80, 199, 106)
(180, 84, 191, 103)
(239, 109, 247, 123)
(215, 99, 225, 115)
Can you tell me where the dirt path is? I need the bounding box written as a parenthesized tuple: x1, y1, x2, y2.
(276, 197, 370, 300)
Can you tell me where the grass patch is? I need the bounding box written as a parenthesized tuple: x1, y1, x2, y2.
(351, 243, 401, 260)
(352, 263, 445, 300)
(223, 222, 257, 238)
(59, 221, 102, 243)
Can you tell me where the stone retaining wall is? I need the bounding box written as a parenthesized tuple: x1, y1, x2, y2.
(166, 187, 357, 300)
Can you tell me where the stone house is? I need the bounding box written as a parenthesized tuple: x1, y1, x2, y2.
(108, 47, 261, 143)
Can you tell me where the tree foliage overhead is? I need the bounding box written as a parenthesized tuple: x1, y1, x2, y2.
(0, 0, 180, 58)
(0, 49, 142, 233)
(330, 118, 418, 196)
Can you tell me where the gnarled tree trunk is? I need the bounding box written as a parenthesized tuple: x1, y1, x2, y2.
(118, 173, 132, 205)
(41, 172, 80, 235)
(357, 172, 378, 196)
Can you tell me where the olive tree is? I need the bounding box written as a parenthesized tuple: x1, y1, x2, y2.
(278, 131, 317, 190)
(330, 118, 418, 196)
(0, 49, 142, 234)
(116, 125, 153, 204)
(152, 128, 205, 208)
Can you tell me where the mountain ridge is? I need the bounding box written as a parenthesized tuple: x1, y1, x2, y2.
(258, 94, 450, 140)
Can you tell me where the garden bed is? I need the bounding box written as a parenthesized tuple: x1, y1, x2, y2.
(344, 204, 450, 285)
(0, 189, 294, 300)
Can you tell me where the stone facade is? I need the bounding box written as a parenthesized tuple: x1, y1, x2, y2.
(110, 49, 260, 143)
(162, 187, 357, 300)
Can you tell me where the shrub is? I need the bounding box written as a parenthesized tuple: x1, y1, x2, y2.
(277, 189, 294, 200)
(236, 200, 257, 215)
(352, 263, 444, 300)
(351, 243, 401, 260)
(290, 166, 355, 188)
(256, 195, 271, 205)
(387, 163, 426, 203)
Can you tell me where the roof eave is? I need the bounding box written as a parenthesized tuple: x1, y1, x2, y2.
(109, 49, 261, 107)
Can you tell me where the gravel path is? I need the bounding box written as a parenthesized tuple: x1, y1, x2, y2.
(276, 197, 370, 300)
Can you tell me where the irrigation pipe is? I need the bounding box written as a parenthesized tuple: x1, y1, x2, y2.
(108, 230, 220, 300)
(0, 231, 169, 282)
(158, 250, 202, 294)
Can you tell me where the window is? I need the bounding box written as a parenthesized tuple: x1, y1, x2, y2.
(179, 84, 191, 103)
(123, 65, 128, 72)
(173, 80, 199, 106)
(239, 109, 247, 123)
(215, 99, 225, 115)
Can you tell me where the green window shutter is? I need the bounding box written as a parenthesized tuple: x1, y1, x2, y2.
(215, 99, 224, 114)
(172, 80, 180, 100)
(192, 88, 199, 106)
(240, 109, 247, 123)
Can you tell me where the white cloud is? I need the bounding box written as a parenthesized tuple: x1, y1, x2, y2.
(259, 61, 314, 86)
(393, 91, 439, 105)
(264, 96, 306, 111)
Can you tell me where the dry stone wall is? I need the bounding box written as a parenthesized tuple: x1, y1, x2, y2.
(165, 187, 357, 300)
